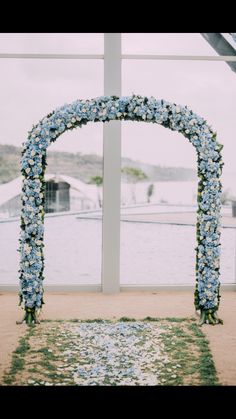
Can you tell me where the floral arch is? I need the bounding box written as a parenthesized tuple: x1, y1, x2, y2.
(19, 95, 224, 325)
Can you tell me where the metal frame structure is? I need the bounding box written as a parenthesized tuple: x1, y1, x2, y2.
(200, 33, 236, 73)
(1, 33, 235, 293)
(1, 54, 236, 61)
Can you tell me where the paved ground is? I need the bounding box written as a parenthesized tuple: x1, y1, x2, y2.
(0, 291, 235, 385)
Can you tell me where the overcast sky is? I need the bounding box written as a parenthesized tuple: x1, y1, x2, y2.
(0, 33, 235, 175)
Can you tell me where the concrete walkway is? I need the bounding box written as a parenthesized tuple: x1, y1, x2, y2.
(0, 291, 235, 385)
(121, 211, 236, 228)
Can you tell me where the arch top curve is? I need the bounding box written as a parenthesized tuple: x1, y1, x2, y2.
(19, 94, 224, 325)
(22, 95, 223, 172)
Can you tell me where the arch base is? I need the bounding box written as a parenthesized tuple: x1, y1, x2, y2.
(198, 309, 223, 326)
(16, 308, 41, 325)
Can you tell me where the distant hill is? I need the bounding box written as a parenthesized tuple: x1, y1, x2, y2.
(0, 144, 197, 184)
(121, 157, 197, 182)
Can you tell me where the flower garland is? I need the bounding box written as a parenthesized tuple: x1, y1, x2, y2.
(19, 95, 224, 325)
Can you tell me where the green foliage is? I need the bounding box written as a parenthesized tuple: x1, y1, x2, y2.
(89, 175, 103, 186)
(3, 318, 219, 386)
(88, 175, 103, 207)
(119, 317, 138, 322)
(187, 323, 218, 385)
(147, 183, 154, 202)
(3, 329, 33, 385)
(121, 166, 148, 183)
(14, 338, 30, 354)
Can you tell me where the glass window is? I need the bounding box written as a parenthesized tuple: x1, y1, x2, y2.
(0, 57, 103, 286)
(122, 59, 236, 183)
(122, 33, 220, 55)
(0, 58, 103, 154)
(120, 57, 236, 285)
(0, 33, 104, 54)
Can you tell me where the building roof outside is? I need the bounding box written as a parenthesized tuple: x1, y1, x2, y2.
(0, 174, 98, 207)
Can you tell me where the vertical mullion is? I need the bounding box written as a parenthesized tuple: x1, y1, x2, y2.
(102, 33, 121, 293)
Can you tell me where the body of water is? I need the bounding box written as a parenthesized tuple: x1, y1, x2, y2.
(0, 213, 235, 286)
(123, 174, 236, 206)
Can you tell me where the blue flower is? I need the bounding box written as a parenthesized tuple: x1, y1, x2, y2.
(19, 95, 223, 314)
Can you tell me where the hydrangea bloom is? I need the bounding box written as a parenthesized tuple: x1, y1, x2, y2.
(19, 95, 223, 325)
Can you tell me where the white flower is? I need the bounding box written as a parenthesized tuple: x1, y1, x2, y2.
(26, 205, 34, 212)
(205, 223, 210, 231)
(28, 379, 35, 384)
(214, 260, 219, 268)
(24, 244, 31, 254)
(18, 96, 223, 318)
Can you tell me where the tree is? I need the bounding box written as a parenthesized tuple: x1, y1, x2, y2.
(121, 166, 148, 204)
(89, 175, 103, 207)
(147, 183, 154, 203)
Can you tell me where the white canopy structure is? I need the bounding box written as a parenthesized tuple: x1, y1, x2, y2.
(0, 174, 97, 217)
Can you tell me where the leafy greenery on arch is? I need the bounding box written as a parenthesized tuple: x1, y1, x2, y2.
(19, 95, 224, 325)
